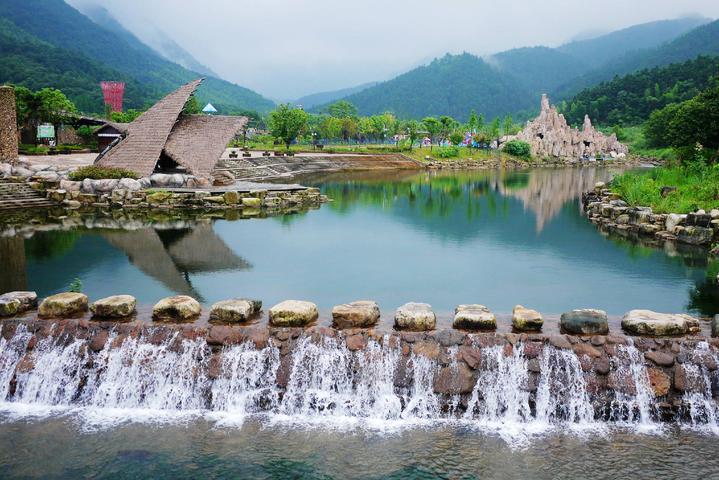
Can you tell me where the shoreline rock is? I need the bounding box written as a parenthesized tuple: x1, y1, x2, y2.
(453, 304, 496, 330)
(394, 303, 436, 331)
(152, 295, 201, 322)
(621, 310, 700, 336)
(512, 305, 543, 332)
(269, 300, 318, 327)
(38, 292, 88, 318)
(331, 301, 380, 329)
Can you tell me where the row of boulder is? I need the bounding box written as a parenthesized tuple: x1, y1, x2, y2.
(0, 292, 710, 337)
(583, 182, 719, 246)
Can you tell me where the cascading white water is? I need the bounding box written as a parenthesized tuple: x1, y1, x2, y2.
(80, 332, 210, 411)
(465, 344, 531, 424)
(535, 346, 595, 426)
(680, 341, 719, 433)
(0, 325, 32, 399)
(0, 325, 716, 436)
(211, 341, 280, 416)
(277, 335, 412, 425)
(608, 343, 658, 429)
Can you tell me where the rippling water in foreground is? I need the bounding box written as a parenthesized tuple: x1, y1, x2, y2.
(0, 417, 718, 479)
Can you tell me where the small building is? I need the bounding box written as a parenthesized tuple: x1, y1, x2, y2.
(95, 122, 129, 152)
(95, 79, 247, 182)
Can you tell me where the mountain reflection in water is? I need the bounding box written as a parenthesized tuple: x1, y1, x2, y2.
(1, 167, 718, 317)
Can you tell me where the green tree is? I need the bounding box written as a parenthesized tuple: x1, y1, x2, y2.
(403, 119, 420, 151)
(449, 130, 464, 146)
(439, 115, 458, 142)
(182, 96, 202, 115)
(467, 110, 479, 131)
(502, 115, 514, 136)
(422, 117, 441, 149)
(327, 100, 358, 119)
(488, 117, 501, 145)
(35, 88, 77, 127)
(320, 116, 342, 141)
(268, 103, 308, 150)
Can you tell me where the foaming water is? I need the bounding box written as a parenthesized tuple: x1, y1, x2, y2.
(608, 343, 661, 433)
(0, 327, 716, 442)
(681, 341, 719, 434)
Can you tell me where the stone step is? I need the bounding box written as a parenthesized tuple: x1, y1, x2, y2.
(0, 183, 57, 210)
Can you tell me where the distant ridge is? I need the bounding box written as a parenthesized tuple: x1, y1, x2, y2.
(0, 0, 274, 113)
(314, 16, 710, 120)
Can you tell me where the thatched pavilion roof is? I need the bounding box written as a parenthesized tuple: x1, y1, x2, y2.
(95, 79, 205, 177)
(164, 115, 247, 180)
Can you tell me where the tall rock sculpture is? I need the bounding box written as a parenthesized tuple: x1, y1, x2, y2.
(506, 94, 628, 160)
(0, 86, 18, 165)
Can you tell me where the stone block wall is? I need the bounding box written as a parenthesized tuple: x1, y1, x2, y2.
(0, 86, 18, 165)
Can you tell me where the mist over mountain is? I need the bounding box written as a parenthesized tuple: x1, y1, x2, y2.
(0, 0, 274, 114)
(313, 16, 714, 120)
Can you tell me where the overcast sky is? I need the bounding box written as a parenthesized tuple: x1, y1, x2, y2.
(68, 0, 719, 100)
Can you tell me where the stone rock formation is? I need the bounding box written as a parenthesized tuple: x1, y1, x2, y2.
(506, 94, 628, 160)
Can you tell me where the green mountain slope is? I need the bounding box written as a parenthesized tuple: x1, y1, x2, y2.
(557, 19, 719, 99)
(317, 53, 533, 120)
(489, 46, 590, 94)
(0, 0, 274, 113)
(296, 82, 378, 110)
(76, 3, 218, 77)
(563, 55, 719, 126)
(0, 18, 149, 112)
(558, 16, 710, 69)
(316, 17, 708, 120)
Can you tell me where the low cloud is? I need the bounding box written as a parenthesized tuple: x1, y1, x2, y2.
(68, 0, 719, 99)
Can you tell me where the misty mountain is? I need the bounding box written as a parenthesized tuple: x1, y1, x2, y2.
(0, 0, 274, 114)
(557, 16, 710, 70)
(76, 4, 218, 77)
(556, 18, 719, 99)
(0, 17, 148, 113)
(316, 16, 711, 120)
(296, 82, 378, 109)
(317, 53, 534, 120)
(562, 55, 719, 126)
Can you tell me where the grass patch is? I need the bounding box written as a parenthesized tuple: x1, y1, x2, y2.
(611, 164, 719, 213)
(68, 165, 139, 181)
(604, 126, 676, 161)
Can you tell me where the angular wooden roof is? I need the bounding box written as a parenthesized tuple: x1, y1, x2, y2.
(163, 115, 247, 180)
(96, 79, 203, 176)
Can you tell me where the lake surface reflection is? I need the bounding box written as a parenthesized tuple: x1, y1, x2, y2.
(1, 167, 717, 317)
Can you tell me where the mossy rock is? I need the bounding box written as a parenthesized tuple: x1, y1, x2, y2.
(38, 292, 89, 318)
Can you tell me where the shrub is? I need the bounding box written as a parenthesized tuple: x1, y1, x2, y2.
(435, 146, 460, 158)
(504, 140, 532, 159)
(68, 277, 83, 293)
(68, 165, 139, 181)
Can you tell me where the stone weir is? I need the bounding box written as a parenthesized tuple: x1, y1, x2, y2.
(0, 314, 718, 426)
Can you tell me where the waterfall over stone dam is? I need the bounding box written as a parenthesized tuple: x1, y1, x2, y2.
(0, 318, 718, 433)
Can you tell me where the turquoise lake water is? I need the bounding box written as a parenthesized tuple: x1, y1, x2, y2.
(2, 167, 717, 319)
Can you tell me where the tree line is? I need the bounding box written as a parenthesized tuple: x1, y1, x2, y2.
(268, 100, 520, 151)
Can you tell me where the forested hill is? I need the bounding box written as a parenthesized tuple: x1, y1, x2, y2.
(0, 0, 275, 114)
(0, 18, 148, 113)
(313, 16, 710, 121)
(556, 19, 719, 99)
(562, 55, 719, 126)
(557, 16, 710, 70)
(320, 53, 535, 120)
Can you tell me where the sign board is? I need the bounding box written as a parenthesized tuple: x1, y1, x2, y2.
(37, 124, 55, 139)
